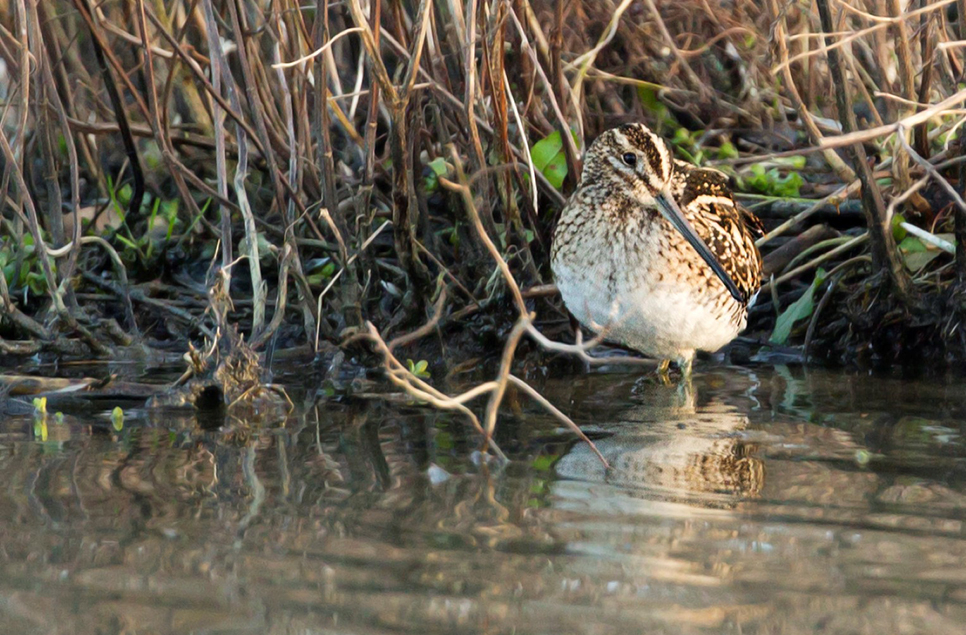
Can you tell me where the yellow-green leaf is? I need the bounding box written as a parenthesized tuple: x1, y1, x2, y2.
(531, 130, 577, 190)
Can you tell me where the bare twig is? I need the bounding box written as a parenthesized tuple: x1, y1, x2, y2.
(816, 0, 917, 304)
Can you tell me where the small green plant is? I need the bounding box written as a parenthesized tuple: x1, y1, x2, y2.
(407, 359, 431, 379)
(32, 397, 47, 415)
(898, 233, 955, 272)
(33, 417, 48, 442)
(717, 140, 739, 160)
(1, 233, 54, 299)
(32, 397, 49, 442)
(106, 175, 183, 266)
(531, 129, 579, 191)
(422, 157, 451, 193)
(671, 127, 706, 165)
(744, 158, 805, 198)
(305, 258, 337, 286)
(438, 225, 460, 248)
(637, 86, 677, 133)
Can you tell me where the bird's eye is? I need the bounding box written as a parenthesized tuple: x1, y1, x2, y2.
(622, 153, 637, 167)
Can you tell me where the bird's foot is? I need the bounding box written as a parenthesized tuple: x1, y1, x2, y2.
(636, 357, 694, 388)
(634, 359, 676, 388)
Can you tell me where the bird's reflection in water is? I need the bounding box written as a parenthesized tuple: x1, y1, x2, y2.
(555, 371, 764, 502)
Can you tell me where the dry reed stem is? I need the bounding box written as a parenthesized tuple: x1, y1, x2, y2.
(772, 0, 957, 76)
(7, 0, 966, 425)
(895, 125, 966, 213)
(716, 86, 966, 167)
(768, 0, 854, 182)
(817, 0, 916, 303)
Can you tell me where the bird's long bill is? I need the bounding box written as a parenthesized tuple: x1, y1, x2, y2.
(655, 190, 744, 303)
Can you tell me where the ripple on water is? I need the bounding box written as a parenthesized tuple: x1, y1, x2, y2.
(1, 365, 966, 634)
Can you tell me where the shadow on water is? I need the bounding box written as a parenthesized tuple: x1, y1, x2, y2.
(1, 364, 966, 633)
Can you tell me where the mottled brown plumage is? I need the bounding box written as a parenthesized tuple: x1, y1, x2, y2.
(551, 123, 763, 376)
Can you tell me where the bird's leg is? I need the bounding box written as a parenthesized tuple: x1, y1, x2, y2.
(569, 315, 593, 373)
(656, 358, 672, 385)
(676, 353, 694, 382)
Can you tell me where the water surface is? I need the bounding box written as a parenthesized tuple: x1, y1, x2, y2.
(2, 365, 965, 634)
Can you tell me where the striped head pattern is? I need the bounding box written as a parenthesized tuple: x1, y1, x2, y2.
(581, 123, 674, 202)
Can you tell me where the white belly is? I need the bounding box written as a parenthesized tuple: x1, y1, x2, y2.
(553, 260, 745, 360)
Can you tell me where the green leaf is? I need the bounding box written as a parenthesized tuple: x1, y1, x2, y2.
(111, 406, 124, 432)
(638, 85, 664, 113)
(114, 234, 138, 250)
(717, 141, 739, 160)
(531, 454, 559, 472)
(256, 232, 274, 262)
(892, 213, 907, 242)
(160, 199, 179, 220)
(898, 235, 926, 253)
(769, 268, 827, 345)
(531, 130, 577, 190)
(428, 157, 448, 177)
(25, 271, 47, 295)
(423, 157, 450, 193)
(673, 127, 693, 147)
(118, 184, 133, 207)
(898, 234, 953, 272)
(306, 260, 337, 286)
(746, 163, 803, 198)
(407, 358, 431, 379)
(33, 418, 48, 442)
(636, 86, 676, 131)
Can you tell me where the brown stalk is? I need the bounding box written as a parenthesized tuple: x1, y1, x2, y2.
(914, 11, 936, 159)
(440, 147, 607, 465)
(314, 0, 361, 329)
(379, 27, 567, 206)
(199, 0, 232, 269)
(887, 0, 920, 196)
(349, 0, 434, 304)
(3, 1, 61, 315)
(73, 0, 146, 222)
(356, 0, 383, 298)
(34, 3, 83, 294)
(768, 0, 854, 182)
(227, 0, 318, 338)
(464, 0, 488, 171)
(816, 0, 916, 304)
(716, 87, 966, 165)
(135, 0, 210, 282)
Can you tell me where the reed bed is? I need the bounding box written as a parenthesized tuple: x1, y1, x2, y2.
(2, 0, 966, 435)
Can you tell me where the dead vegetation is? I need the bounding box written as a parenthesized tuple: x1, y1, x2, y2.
(3, 0, 966, 453)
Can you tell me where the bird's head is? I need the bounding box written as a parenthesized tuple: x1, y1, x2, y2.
(580, 123, 744, 303)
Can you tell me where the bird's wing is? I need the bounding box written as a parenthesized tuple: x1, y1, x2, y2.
(676, 166, 763, 301)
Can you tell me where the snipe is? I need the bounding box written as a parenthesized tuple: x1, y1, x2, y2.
(551, 123, 763, 378)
